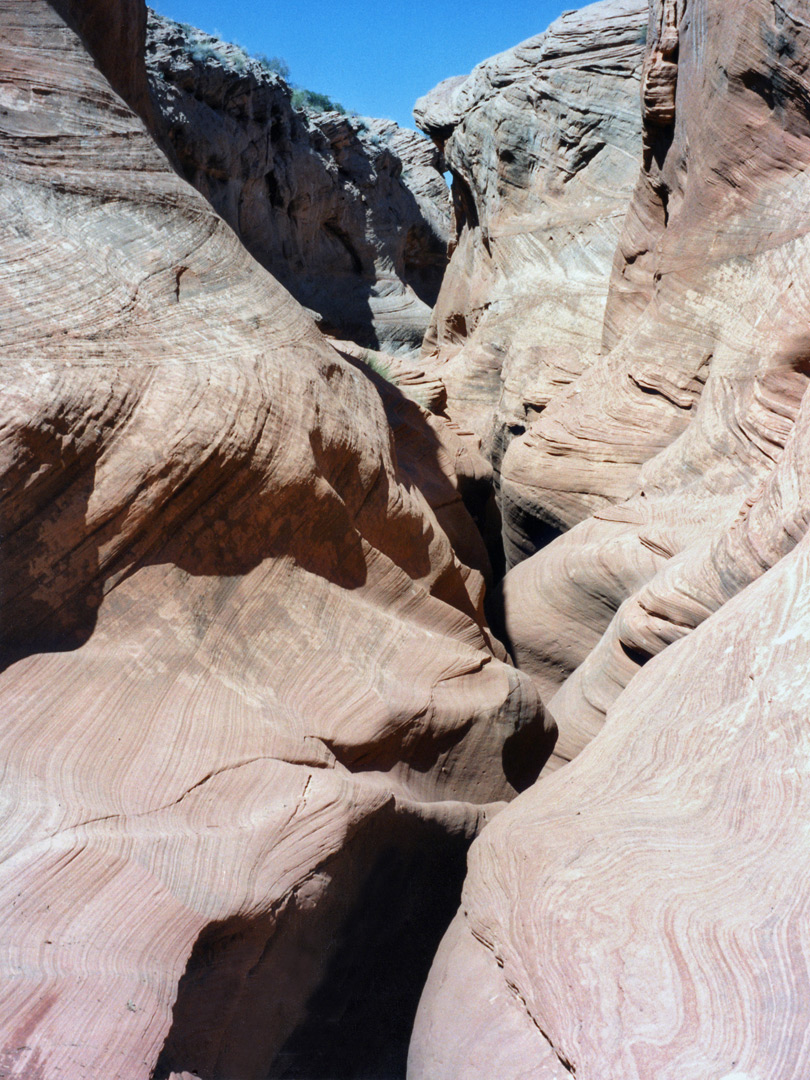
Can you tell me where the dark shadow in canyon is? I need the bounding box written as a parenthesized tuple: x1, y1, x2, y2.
(0, 434, 102, 675)
(502, 705, 556, 792)
(152, 808, 471, 1080)
(270, 836, 469, 1080)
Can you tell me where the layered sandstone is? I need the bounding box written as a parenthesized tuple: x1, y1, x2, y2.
(13, 0, 810, 1073)
(414, 0, 646, 490)
(145, 13, 451, 355)
(499, 0, 810, 757)
(412, 0, 810, 1074)
(411, 523, 810, 1079)
(0, 4, 552, 1078)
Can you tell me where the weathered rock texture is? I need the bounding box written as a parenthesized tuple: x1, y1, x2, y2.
(0, 2, 553, 1076)
(411, 531, 810, 1079)
(498, 0, 810, 760)
(145, 13, 451, 355)
(414, 0, 646, 490)
(334, 340, 499, 577)
(412, 0, 810, 1074)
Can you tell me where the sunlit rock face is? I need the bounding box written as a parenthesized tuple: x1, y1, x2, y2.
(411, 1, 810, 1075)
(498, 0, 810, 761)
(145, 12, 451, 356)
(414, 0, 646, 508)
(0, 2, 553, 1076)
(411, 533, 810, 1079)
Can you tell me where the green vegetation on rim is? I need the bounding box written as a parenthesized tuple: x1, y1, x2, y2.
(253, 54, 291, 79)
(359, 350, 394, 383)
(164, 15, 351, 114)
(291, 88, 347, 114)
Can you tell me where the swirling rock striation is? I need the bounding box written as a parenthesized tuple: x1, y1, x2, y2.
(145, 12, 451, 355)
(411, 1, 810, 1074)
(414, 0, 646, 493)
(499, 0, 810, 554)
(411, 525, 810, 1079)
(0, 2, 553, 1077)
(498, 0, 810, 765)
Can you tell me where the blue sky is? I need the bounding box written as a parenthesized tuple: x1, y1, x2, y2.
(148, 0, 570, 130)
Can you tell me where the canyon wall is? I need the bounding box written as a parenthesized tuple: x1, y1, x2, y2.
(0, 2, 553, 1077)
(411, 0, 810, 1075)
(499, 0, 810, 752)
(9, 0, 810, 1075)
(145, 13, 451, 355)
(414, 0, 647, 503)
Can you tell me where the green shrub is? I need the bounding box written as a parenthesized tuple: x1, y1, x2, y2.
(292, 87, 346, 114)
(363, 351, 391, 379)
(190, 41, 222, 63)
(254, 53, 291, 79)
(175, 22, 351, 111)
(187, 35, 252, 73)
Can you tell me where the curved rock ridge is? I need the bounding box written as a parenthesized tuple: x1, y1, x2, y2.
(500, 0, 810, 559)
(496, 0, 810, 770)
(334, 340, 500, 578)
(410, 522, 810, 1079)
(411, 1, 810, 1073)
(0, 3, 553, 1077)
(145, 12, 451, 356)
(414, 0, 646, 498)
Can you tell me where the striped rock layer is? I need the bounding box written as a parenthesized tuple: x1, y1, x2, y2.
(414, 0, 647, 558)
(0, 2, 553, 1076)
(499, 0, 810, 762)
(411, 0, 810, 1076)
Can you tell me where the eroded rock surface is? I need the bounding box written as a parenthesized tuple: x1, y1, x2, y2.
(145, 12, 451, 355)
(0, 3, 553, 1077)
(498, 0, 810, 761)
(414, 0, 646, 495)
(411, 526, 810, 1079)
(412, 0, 810, 1074)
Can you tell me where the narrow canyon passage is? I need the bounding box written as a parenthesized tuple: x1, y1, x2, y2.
(5, 0, 810, 1077)
(0, 2, 547, 1077)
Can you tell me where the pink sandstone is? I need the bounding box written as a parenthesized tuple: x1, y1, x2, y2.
(0, 2, 553, 1076)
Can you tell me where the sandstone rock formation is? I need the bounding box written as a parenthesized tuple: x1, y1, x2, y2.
(0, 3, 553, 1077)
(12, 0, 810, 1073)
(414, 0, 646, 495)
(411, 0, 810, 1074)
(334, 340, 498, 579)
(498, 0, 810, 759)
(145, 13, 451, 355)
(411, 527, 810, 1079)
